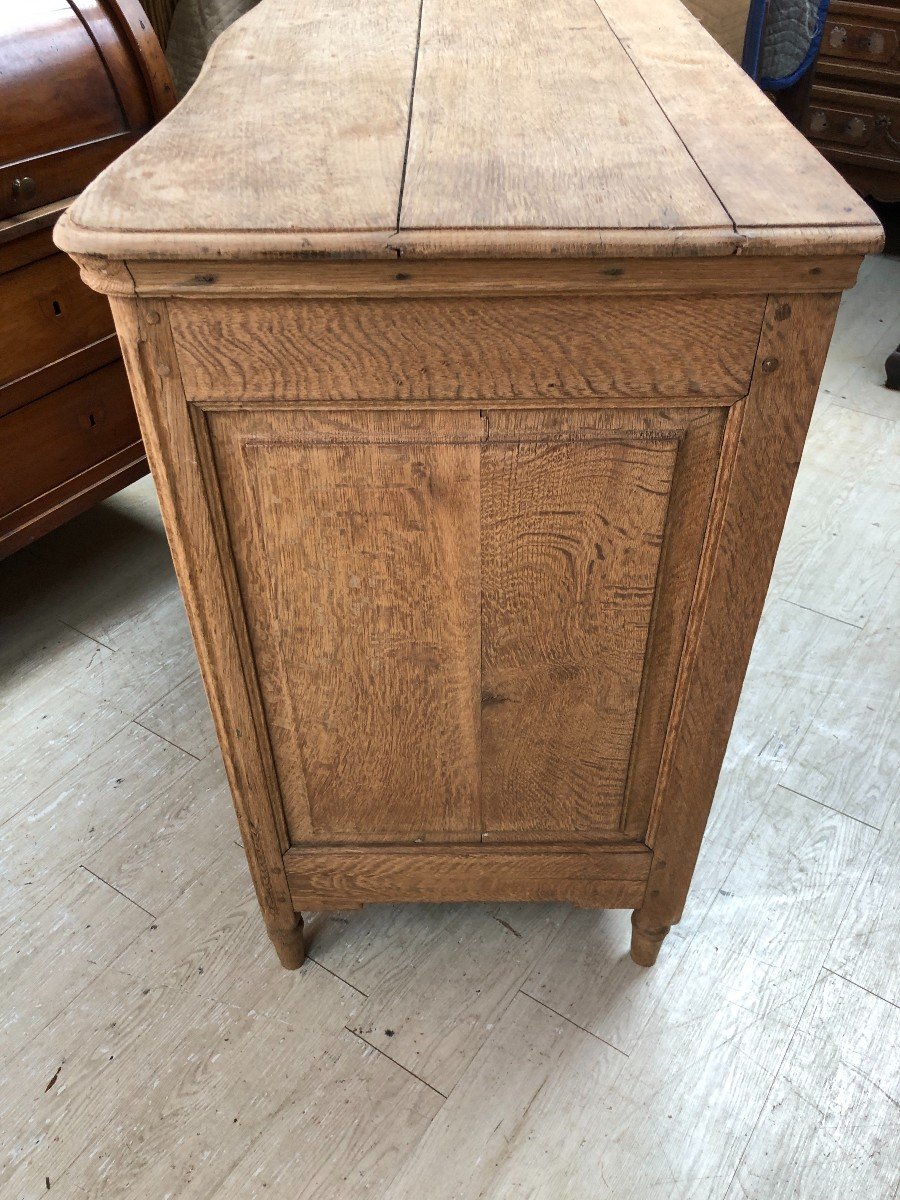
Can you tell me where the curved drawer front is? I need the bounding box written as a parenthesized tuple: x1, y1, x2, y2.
(170, 295, 765, 403)
(0, 1, 127, 218)
(807, 85, 900, 169)
(0, 0, 173, 220)
(823, 16, 899, 65)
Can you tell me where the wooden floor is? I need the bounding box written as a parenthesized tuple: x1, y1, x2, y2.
(2, 255, 898, 1199)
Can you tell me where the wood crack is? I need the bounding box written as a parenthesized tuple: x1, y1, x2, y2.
(396, 0, 427, 234)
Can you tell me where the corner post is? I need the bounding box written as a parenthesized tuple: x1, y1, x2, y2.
(109, 290, 301, 969)
(632, 290, 845, 959)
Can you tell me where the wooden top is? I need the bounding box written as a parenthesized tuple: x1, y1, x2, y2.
(54, 0, 883, 262)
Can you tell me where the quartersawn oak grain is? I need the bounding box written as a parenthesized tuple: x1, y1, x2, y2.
(481, 410, 678, 835)
(56, 0, 882, 970)
(203, 407, 482, 844)
(169, 295, 763, 402)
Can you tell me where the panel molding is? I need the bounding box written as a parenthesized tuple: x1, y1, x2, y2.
(621, 406, 729, 835)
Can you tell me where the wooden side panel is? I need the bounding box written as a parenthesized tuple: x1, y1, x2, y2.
(202, 401, 729, 850)
(203, 408, 482, 843)
(169, 295, 763, 402)
(481, 410, 678, 835)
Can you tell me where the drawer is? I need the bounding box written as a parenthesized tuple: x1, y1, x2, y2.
(0, 360, 140, 517)
(806, 86, 900, 167)
(170, 295, 764, 402)
(821, 11, 899, 66)
(816, 2, 900, 87)
(0, 136, 138, 226)
(0, 252, 115, 389)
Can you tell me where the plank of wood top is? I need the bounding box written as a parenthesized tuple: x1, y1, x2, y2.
(67, 0, 422, 250)
(598, 0, 881, 248)
(399, 0, 734, 245)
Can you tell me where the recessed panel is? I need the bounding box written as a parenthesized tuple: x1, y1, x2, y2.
(481, 410, 679, 834)
(206, 408, 482, 842)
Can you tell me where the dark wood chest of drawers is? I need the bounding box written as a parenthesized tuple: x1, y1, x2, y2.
(798, 0, 900, 200)
(0, 0, 174, 558)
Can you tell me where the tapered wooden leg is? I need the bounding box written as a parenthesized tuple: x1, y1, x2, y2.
(630, 910, 671, 967)
(267, 914, 305, 969)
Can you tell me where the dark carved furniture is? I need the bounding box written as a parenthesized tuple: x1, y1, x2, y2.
(780, 0, 900, 202)
(0, 0, 174, 559)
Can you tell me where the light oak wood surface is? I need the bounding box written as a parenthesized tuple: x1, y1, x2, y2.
(169, 295, 763, 401)
(208, 407, 483, 844)
(400, 0, 729, 234)
(95, 272, 861, 969)
(54, 0, 882, 261)
(0, 253, 897, 1196)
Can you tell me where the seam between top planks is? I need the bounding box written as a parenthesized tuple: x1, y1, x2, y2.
(396, 0, 427, 236)
(590, 0, 738, 238)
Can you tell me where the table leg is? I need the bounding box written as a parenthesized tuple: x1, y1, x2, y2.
(886, 342, 900, 391)
(267, 914, 306, 969)
(630, 911, 671, 967)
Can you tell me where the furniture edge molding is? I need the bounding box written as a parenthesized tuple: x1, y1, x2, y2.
(69, 252, 137, 295)
(59, 250, 870, 300)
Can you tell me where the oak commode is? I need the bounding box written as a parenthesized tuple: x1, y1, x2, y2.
(55, 0, 883, 969)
